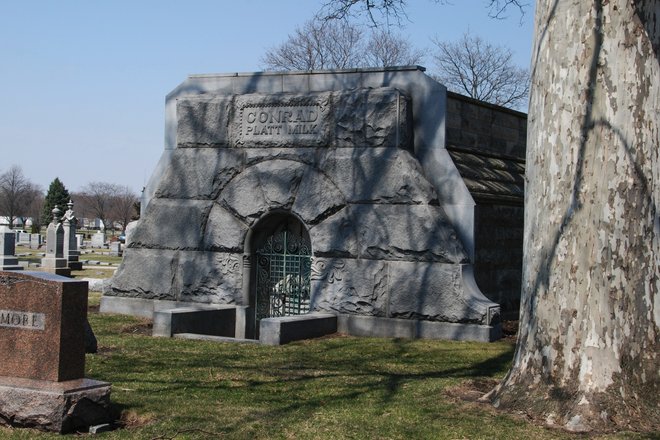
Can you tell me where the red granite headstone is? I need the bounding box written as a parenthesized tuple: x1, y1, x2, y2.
(0, 270, 112, 433)
(0, 270, 86, 381)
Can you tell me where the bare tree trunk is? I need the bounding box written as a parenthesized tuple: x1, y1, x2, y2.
(489, 0, 659, 432)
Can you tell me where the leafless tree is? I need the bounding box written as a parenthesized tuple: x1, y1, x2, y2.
(431, 32, 530, 109)
(262, 19, 364, 71)
(78, 182, 138, 235)
(364, 29, 425, 67)
(26, 192, 44, 233)
(78, 182, 116, 234)
(0, 165, 41, 229)
(262, 19, 424, 71)
(110, 185, 138, 233)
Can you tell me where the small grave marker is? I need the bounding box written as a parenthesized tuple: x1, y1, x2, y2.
(0, 226, 22, 270)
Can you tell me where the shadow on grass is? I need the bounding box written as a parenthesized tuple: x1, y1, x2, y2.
(87, 330, 516, 437)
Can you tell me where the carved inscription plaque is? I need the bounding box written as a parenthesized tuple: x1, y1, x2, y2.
(234, 94, 331, 147)
(242, 105, 321, 137)
(0, 309, 45, 330)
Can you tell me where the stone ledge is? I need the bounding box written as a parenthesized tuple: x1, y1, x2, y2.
(337, 314, 501, 342)
(259, 313, 337, 345)
(100, 295, 222, 318)
(0, 377, 112, 433)
(153, 306, 237, 337)
(174, 333, 260, 344)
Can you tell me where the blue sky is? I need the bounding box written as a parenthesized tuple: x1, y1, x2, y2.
(0, 1, 535, 194)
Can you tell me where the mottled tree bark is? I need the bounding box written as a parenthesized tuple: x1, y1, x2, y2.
(488, 0, 659, 432)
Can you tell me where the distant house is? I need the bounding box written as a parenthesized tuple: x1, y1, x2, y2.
(0, 216, 30, 229)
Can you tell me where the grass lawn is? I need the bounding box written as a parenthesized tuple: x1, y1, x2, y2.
(71, 268, 117, 279)
(0, 296, 652, 439)
(77, 250, 123, 265)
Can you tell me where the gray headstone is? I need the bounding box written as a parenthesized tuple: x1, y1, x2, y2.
(18, 232, 30, 245)
(28, 233, 42, 250)
(76, 234, 84, 248)
(109, 242, 122, 256)
(0, 226, 22, 270)
(90, 232, 105, 248)
(41, 207, 69, 275)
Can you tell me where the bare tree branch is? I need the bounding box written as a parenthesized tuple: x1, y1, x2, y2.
(431, 32, 529, 109)
(318, 0, 415, 27)
(78, 182, 113, 232)
(364, 29, 425, 67)
(318, 1, 524, 27)
(262, 19, 423, 71)
(111, 185, 139, 233)
(261, 19, 364, 71)
(486, 0, 528, 21)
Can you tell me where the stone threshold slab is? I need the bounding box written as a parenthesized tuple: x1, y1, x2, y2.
(174, 333, 260, 344)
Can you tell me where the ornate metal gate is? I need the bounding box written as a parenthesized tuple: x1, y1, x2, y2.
(255, 226, 311, 324)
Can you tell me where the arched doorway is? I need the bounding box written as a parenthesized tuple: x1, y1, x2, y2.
(252, 213, 312, 332)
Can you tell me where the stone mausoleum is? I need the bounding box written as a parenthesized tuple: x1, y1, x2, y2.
(102, 66, 526, 343)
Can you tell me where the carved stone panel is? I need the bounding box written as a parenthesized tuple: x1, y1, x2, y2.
(107, 248, 179, 300)
(108, 248, 241, 304)
(387, 262, 491, 324)
(177, 252, 242, 304)
(177, 96, 233, 148)
(310, 258, 388, 316)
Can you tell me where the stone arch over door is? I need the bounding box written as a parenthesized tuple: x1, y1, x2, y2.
(245, 211, 312, 337)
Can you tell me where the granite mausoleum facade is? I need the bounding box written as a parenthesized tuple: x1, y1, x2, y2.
(103, 67, 526, 342)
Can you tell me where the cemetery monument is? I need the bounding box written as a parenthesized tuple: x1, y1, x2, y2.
(0, 271, 111, 433)
(103, 66, 524, 343)
(41, 206, 71, 277)
(63, 200, 83, 270)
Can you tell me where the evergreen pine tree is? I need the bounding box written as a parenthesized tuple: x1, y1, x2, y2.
(41, 177, 70, 226)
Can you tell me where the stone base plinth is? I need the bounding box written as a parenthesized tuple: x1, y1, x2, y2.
(42, 267, 72, 276)
(68, 261, 83, 270)
(0, 256, 22, 270)
(0, 376, 112, 433)
(337, 314, 502, 342)
(41, 257, 71, 276)
(0, 265, 23, 271)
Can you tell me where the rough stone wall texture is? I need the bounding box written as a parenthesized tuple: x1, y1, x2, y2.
(473, 204, 524, 317)
(445, 93, 527, 316)
(107, 71, 500, 327)
(446, 92, 527, 158)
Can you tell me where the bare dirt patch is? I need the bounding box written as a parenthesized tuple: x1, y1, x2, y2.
(445, 378, 501, 403)
(119, 319, 153, 335)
